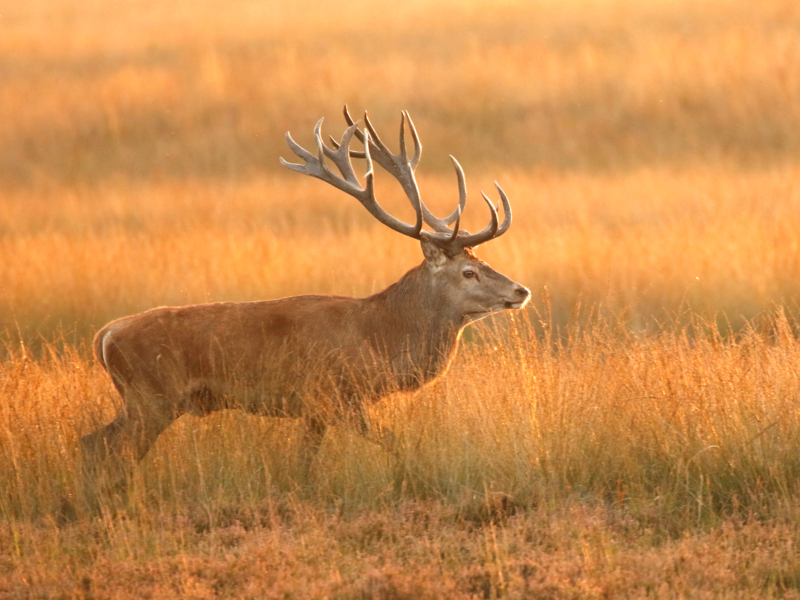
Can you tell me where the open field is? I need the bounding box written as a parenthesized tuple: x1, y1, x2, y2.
(3, 0, 800, 596)
(2, 0, 800, 344)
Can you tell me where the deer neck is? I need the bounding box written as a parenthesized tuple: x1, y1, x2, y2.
(384, 261, 464, 331)
(367, 262, 465, 385)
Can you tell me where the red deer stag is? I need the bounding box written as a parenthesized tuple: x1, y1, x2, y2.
(81, 107, 530, 484)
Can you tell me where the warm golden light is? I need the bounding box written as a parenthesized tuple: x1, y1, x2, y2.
(2, 0, 800, 595)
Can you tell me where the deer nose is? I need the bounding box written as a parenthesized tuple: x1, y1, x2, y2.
(515, 287, 530, 300)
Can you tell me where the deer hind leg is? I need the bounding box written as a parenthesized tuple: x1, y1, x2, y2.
(81, 393, 178, 495)
(297, 416, 327, 481)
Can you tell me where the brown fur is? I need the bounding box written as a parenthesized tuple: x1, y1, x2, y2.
(81, 242, 529, 487)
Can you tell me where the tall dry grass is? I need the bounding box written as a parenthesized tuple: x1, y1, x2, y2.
(4, 311, 800, 522)
(4, 312, 800, 595)
(3, 0, 800, 595)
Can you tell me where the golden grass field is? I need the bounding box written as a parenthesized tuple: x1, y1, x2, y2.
(3, 0, 800, 597)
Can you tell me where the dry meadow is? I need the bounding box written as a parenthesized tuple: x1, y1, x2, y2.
(3, 0, 800, 597)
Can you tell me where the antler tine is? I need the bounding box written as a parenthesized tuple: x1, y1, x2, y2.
(338, 108, 422, 171)
(446, 206, 461, 244)
(360, 129, 423, 237)
(343, 104, 364, 141)
(341, 106, 415, 180)
(420, 204, 466, 249)
(363, 112, 395, 162)
(329, 135, 367, 159)
(280, 117, 422, 239)
(493, 182, 513, 236)
(281, 131, 316, 172)
(281, 118, 361, 196)
(471, 193, 500, 240)
(420, 155, 467, 234)
(424, 178, 511, 251)
(449, 183, 512, 249)
(318, 120, 361, 187)
(340, 105, 372, 160)
(402, 111, 422, 170)
(339, 105, 425, 221)
(398, 112, 407, 162)
(313, 119, 329, 170)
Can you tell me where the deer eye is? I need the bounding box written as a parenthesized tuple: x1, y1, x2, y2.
(463, 270, 476, 279)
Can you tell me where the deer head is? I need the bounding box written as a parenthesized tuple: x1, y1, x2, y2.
(280, 106, 530, 324)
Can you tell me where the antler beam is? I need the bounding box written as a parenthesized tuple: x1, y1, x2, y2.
(280, 107, 513, 252)
(280, 119, 423, 239)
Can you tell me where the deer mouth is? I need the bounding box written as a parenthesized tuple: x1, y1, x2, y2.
(468, 304, 509, 319)
(467, 298, 526, 320)
(504, 301, 527, 309)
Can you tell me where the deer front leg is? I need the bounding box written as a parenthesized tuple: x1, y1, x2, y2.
(297, 416, 327, 481)
(349, 402, 397, 455)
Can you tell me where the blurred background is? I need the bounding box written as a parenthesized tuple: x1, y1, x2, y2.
(2, 0, 800, 348)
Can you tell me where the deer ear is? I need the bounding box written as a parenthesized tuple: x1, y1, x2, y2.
(420, 236, 448, 270)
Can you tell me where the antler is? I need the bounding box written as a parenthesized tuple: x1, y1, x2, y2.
(280, 118, 423, 239)
(280, 107, 513, 252)
(337, 105, 464, 235)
